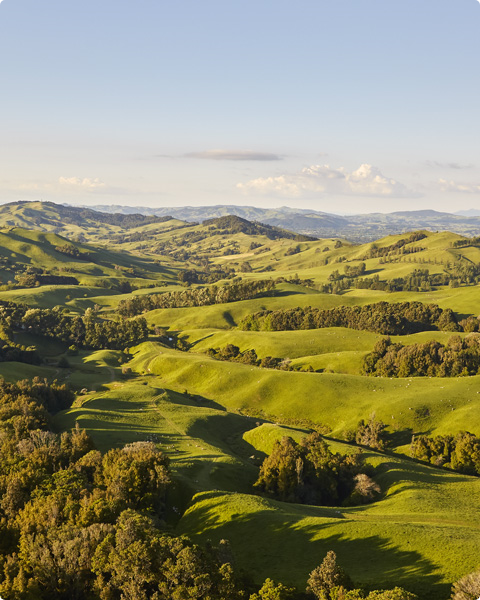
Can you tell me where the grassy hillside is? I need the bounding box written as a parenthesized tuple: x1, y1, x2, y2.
(127, 342, 480, 438)
(1, 206, 480, 597)
(54, 370, 480, 600)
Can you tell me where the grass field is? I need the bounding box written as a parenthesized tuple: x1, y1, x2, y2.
(2, 213, 480, 598)
(127, 342, 480, 439)
(54, 370, 480, 599)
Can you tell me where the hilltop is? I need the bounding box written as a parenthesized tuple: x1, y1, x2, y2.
(0, 201, 181, 242)
(87, 202, 480, 241)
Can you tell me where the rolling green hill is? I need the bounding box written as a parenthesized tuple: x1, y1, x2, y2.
(1, 204, 480, 598)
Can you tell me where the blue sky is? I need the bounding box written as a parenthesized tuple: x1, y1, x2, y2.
(1, 0, 479, 214)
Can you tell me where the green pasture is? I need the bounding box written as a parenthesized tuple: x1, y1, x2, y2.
(143, 281, 480, 332)
(56, 349, 124, 391)
(0, 285, 120, 310)
(177, 419, 480, 600)
(55, 381, 260, 497)
(128, 342, 480, 438)
(0, 361, 57, 382)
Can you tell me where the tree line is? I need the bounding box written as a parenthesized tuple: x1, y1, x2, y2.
(352, 263, 480, 294)
(206, 344, 301, 371)
(359, 233, 427, 260)
(410, 431, 480, 475)
(363, 334, 480, 377)
(117, 279, 276, 317)
(0, 301, 148, 351)
(239, 301, 460, 336)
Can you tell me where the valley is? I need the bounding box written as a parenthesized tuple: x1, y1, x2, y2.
(0, 201, 480, 599)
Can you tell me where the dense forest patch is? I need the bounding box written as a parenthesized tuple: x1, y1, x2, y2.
(240, 301, 460, 335)
(117, 279, 275, 317)
(363, 334, 480, 377)
(254, 433, 380, 507)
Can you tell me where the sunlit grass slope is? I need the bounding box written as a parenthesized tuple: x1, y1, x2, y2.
(52, 366, 480, 600)
(128, 342, 480, 437)
(0, 227, 181, 288)
(177, 458, 480, 599)
(55, 380, 260, 497)
(177, 423, 480, 600)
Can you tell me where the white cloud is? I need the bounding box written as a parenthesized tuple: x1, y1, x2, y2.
(438, 179, 480, 194)
(58, 176, 105, 190)
(184, 149, 283, 161)
(13, 177, 106, 195)
(237, 164, 418, 199)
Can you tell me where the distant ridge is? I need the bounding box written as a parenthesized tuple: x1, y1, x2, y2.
(456, 209, 480, 217)
(0, 201, 172, 230)
(1, 200, 480, 242)
(83, 203, 480, 242)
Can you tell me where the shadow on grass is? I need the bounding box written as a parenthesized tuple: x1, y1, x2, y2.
(188, 333, 215, 348)
(182, 490, 446, 599)
(387, 427, 414, 448)
(186, 412, 267, 463)
(158, 387, 228, 412)
(222, 310, 236, 327)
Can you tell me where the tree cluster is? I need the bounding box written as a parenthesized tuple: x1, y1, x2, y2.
(359, 233, 427, 260)
(254, 433, 380, 507)
(0, 340, 41, 365)
(0, 301, 148, 351)
(410, 431, 480, 475)
(275, 275, 315, 288)
(117, 279, 276, 317)
(239, 302, 459, 336)
(0, 378, 245, 600)
(452, 236, 480, 248)
(177, 265, 235, 285)
(54, 244, 92, 261)
(363, 334, 480, 377)
(14, 268, 80, 289)
(206, 344, 295, 371)
(354, 415, 389, 451)
(353, 263, 480, 294)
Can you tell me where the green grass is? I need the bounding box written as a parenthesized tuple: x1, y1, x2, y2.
(55, 380, 260, 490)
(128, 342, 480, 438)
(0, 361, 57, 382)
(4, 218, 479, 598)
(177, 428, 480, 600)
(143, 283, 480, 332)
(177, 476, 480, 600)
(52, 366, 480, 599)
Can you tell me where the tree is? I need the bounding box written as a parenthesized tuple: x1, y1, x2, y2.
(250, 578, 296, 599)
(307, 551, 352, 599)
(355, 414, 388, 451)
(102, 442, 170, 513)
(451, 568, 480, 600)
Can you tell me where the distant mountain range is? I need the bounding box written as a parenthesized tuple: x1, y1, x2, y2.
(85, 203, 480, 242)
(1, 200, 480, 242)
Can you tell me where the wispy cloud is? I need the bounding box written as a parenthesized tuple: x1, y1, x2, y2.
(184, 149, 284, 161)
(438, 179, 480, 194)
(58, 176, 106, 190)
(428, 161, 474, 170)
(237, 164, 419, 198)
(16, 177, 106, 193)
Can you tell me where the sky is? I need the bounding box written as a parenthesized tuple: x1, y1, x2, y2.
(0, 0, 480, 215)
